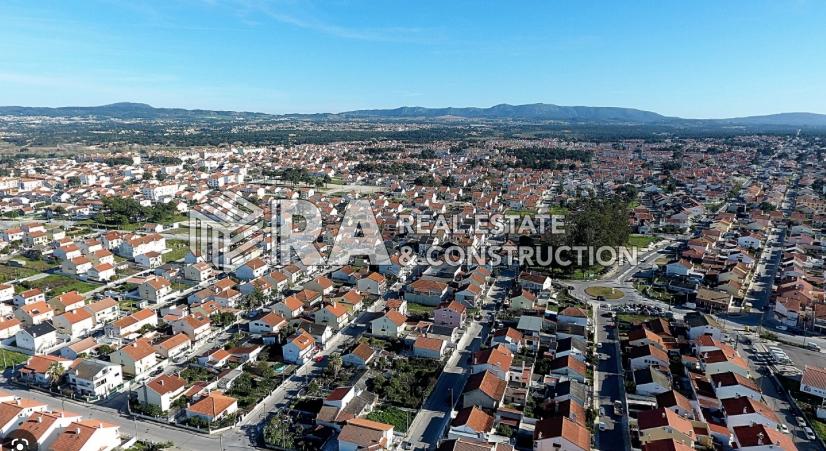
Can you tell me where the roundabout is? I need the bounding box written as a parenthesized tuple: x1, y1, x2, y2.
(584, 285, 624, 300)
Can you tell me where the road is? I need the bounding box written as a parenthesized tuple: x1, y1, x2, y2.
(591, 306, 630, 451)
(737, 341, 822, 451)
(0, 378, 231, 450)
(566, 239, 678, 309)
(241, 298, 386, 429)
(403, 272, 511, 449)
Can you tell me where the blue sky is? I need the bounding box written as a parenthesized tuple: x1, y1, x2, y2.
(1, 0, 825, 117)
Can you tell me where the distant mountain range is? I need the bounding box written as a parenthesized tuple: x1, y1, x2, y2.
(2, 101, 826, 127)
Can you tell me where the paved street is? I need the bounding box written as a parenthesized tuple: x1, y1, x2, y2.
(738, 344, 822, 451)
(592, 307, 630, 451)
(242, 298, 386, 429)
(403, 273, 511, 449)
(0, 379, 232, 450)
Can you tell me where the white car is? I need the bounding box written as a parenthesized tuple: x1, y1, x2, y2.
(778, 423, 790, 434)
(805, 427, 816, 440)
(599, 422, 607, 431)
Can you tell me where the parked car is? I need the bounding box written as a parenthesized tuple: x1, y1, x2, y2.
(806, 343, 822, 352)
(805, 427, 816, 440)
(796, 416, 806, 427)
(778, 423, 790, 434)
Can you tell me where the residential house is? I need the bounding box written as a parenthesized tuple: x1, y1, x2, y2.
(315, 303, 350, 330)
(282, 330, 316, 364)
(47, 291, 85, 314)
(15, 301, 54, 326)
(249, 312, 287, 335)
(462, 370, 506, 410)
(83, 297, 119, 325)
(637, 407, 696, 447)
(15, 322, 58, 354)
(138, 276, 172, 303)
(533, 416, 590, 451)
(105, 309, 157, 337)
(357, 272, 387, 296)
(338, 418, 394, 451)
(343, 342, 375, 368)
(18, 354, 72, 386)
(722, 397, 779, 429)
(170, 315, 211, 342)
(66, 359, 123, 397)
(109, 339, 158, 377)
(53, 308, 95, 340)
(404, 279, 449, 306)
(48, 420, 121, 451)
(153, 333, 192, 360)
(471, 345, 513, 380)
(185, 391, 238, 423)
(448, 406, 494, 442)
(629, 344, 670, 371)
(371, 311, 407, 338)
(14, 288, 45, 306)
(137, 374, 187, 412)
(434, 301, 467, 328)
(413, 335, 447, 359)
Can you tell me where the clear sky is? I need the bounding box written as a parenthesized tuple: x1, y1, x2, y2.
(1, 0, 825, 117)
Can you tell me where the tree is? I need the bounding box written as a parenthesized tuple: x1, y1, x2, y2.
(264, 413, 299, 448)
(46, 362, 66, 388)
(496, 424, 514, 437)
(242, 288, 266, 310)
(327, 353, 342, 379)
(253, 361, 275, 379)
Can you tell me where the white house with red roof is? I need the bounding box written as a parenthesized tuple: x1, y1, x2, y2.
(357, 272, 387, 295)
(137, 374, 187, 412)
(801, 366, 826, 401)
(434, 301, 467, 329)
(249, 311, 287, 335)
(283, 330, 316, 364)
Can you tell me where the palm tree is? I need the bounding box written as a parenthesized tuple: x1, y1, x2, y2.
(46, 362, 66, 389)
(328, 353, 343, 379)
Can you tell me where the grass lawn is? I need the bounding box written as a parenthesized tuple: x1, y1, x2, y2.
(21, 274, 98, 295)
(406, 302, 436, 316)
(0, 349, 29, 368)
(0, 264, 38, 283)
(504, 209, 538, 217)
(627, 234, 659, 248)
(584, 286, 624, 300)
(163, 240, 190, 263)
(367, 406, 412, 433)
(810, 418, 826, 442)
(8, 256, 57, 272)
(617, 313, 653, 325)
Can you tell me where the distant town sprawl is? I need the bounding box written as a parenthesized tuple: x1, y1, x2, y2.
(0, 130, 823, 451)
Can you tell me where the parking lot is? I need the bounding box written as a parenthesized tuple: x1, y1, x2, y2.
(778, 343, 826, 372)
